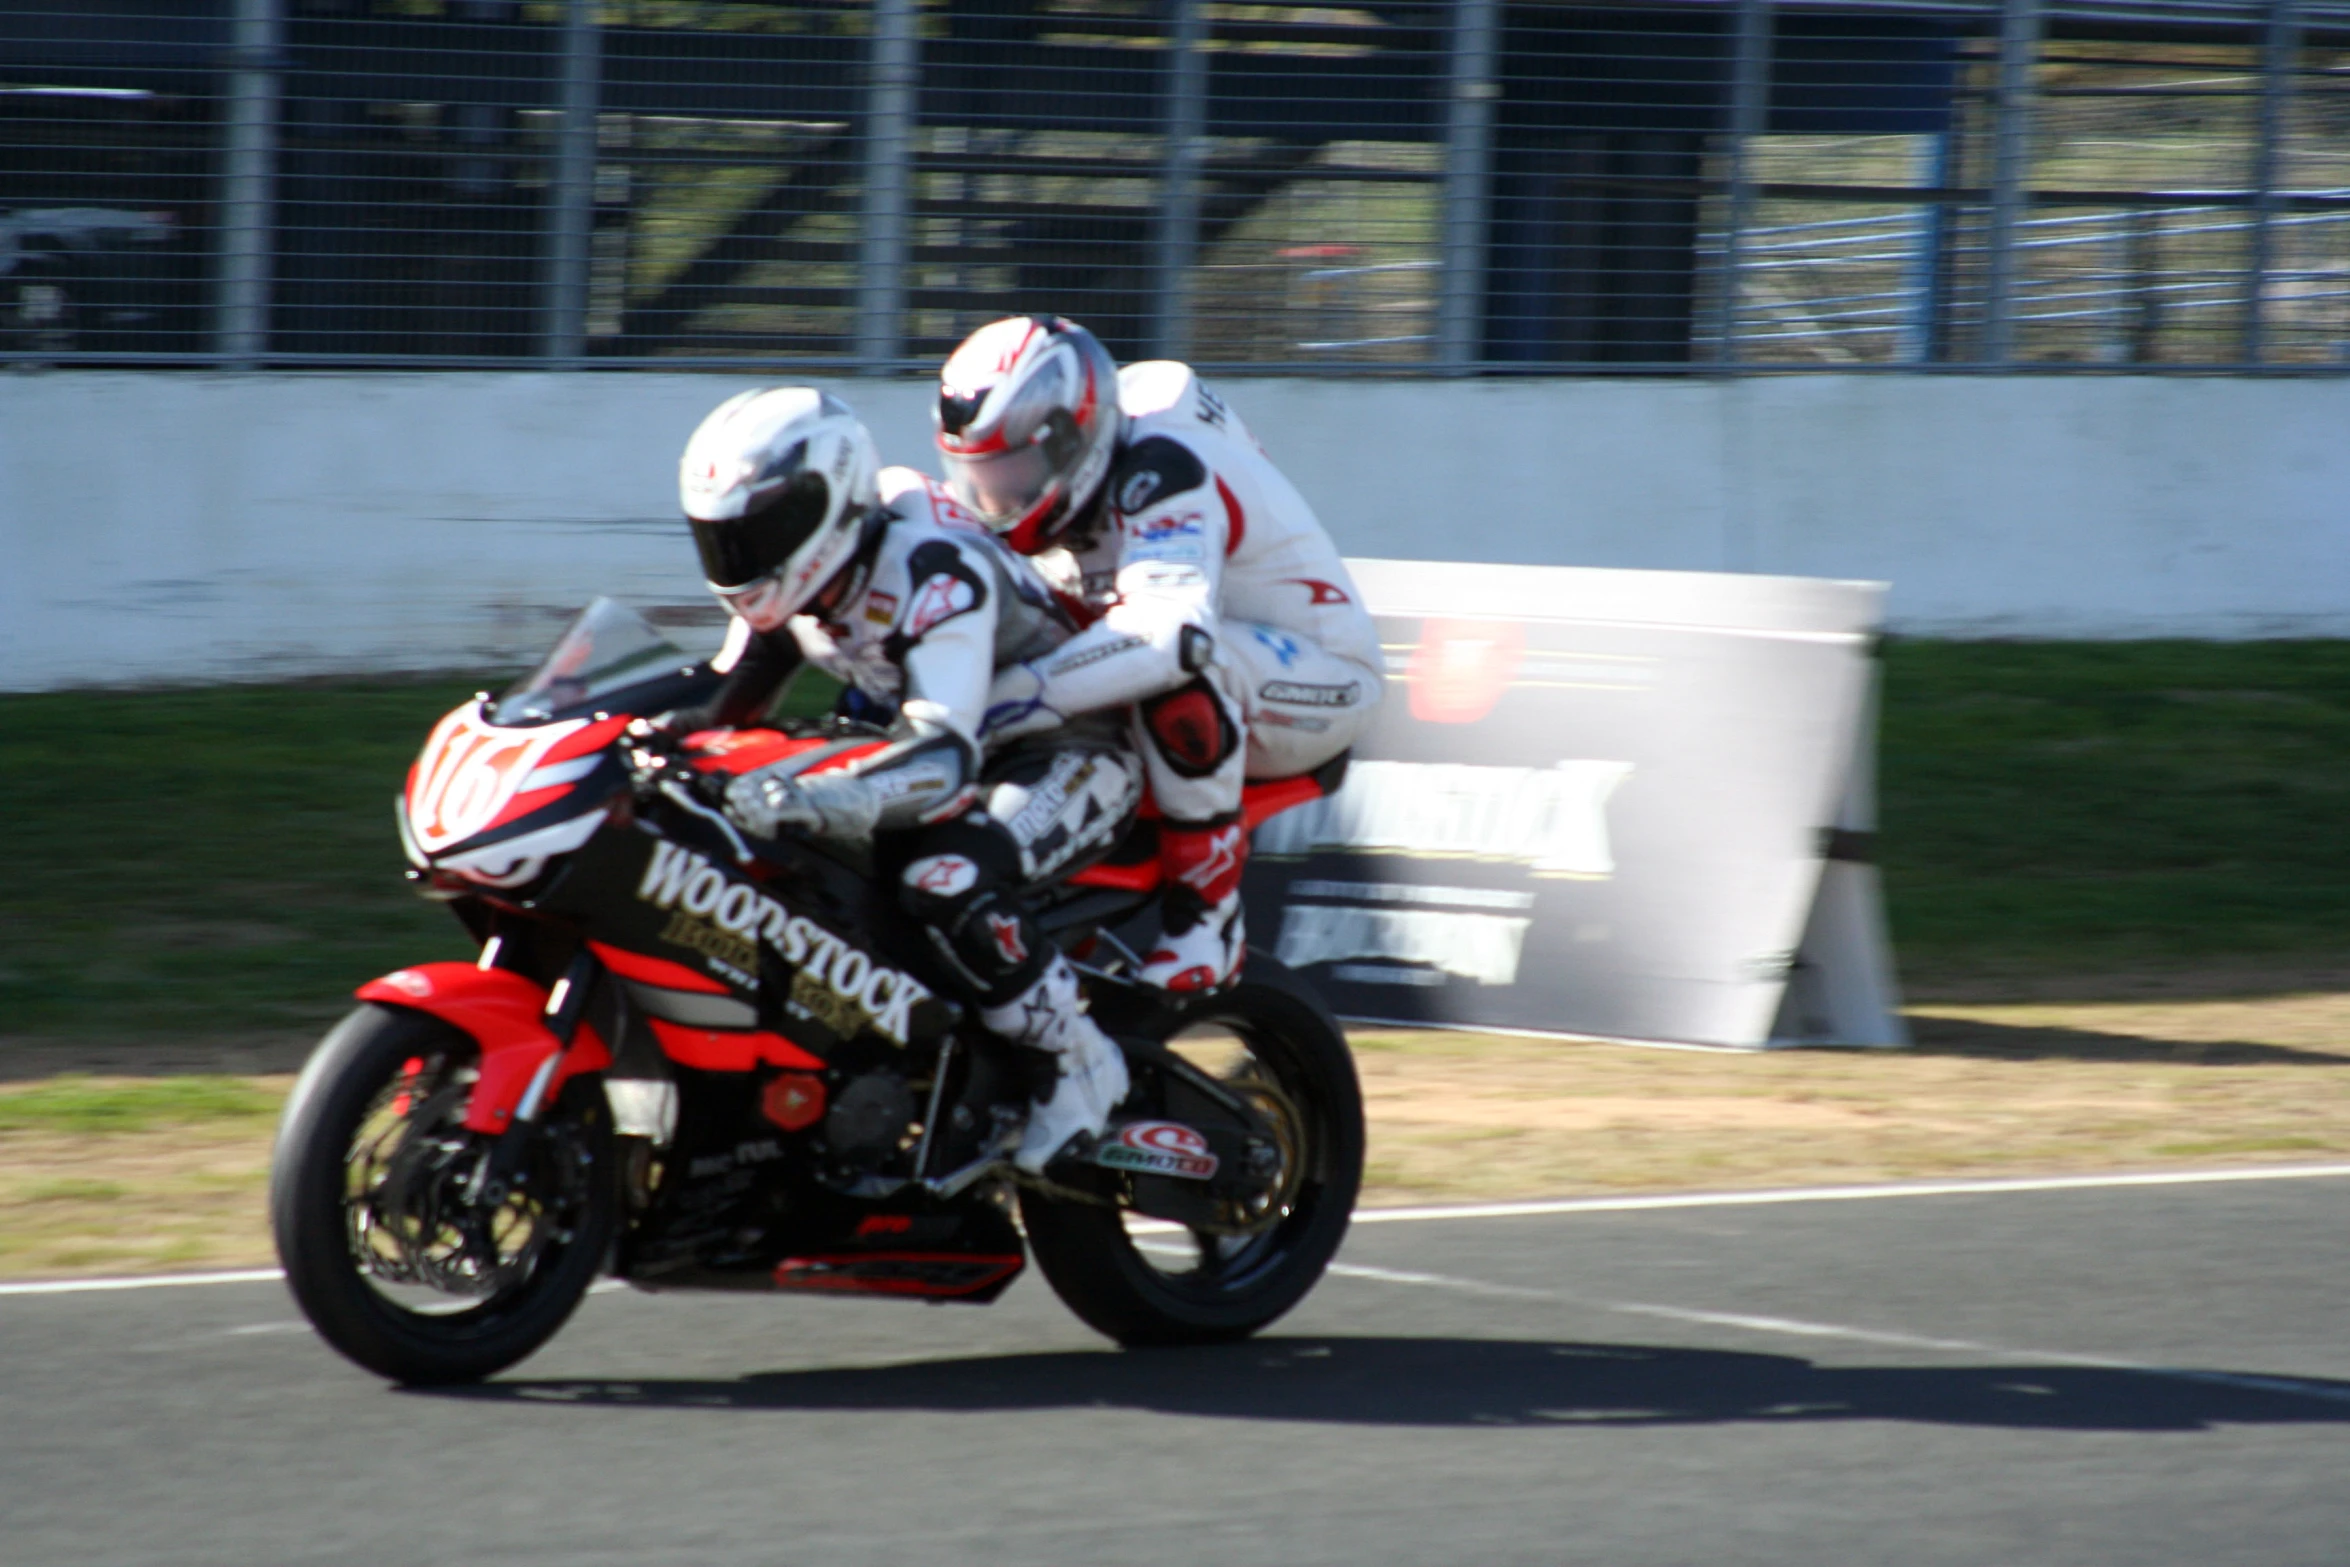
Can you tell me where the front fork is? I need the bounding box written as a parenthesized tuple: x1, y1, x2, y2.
(466, 944, 601, 1210)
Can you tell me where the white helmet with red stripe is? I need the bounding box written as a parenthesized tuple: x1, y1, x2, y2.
(679, 387, 879, 632)
(934, 315, 1122, 553)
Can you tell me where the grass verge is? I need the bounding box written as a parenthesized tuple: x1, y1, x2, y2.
(0, 1075, 290, 1278)
(3, 642, 2347, 1042)
(1880, 640, 2350, 986)
(0, 678, 482, 1039)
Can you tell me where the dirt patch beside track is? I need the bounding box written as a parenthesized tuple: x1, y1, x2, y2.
(4, 989, 2347, 1278)
(1357, 989, 2350, 1204)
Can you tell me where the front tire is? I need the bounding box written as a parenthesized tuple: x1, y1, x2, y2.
(1020, 956, 1364, 1346)
(270, 1004, 617, 1385)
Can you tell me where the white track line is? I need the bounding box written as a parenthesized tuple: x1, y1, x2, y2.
(0, 1267, 283, 1298)
(1323, 1263, 2350, 1409)
(8, 1161, 2350, 1299)
(1349, 1162, 2350, 1224)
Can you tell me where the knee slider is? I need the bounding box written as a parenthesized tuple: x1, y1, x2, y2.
(899, 820, 1018, 917)
(898, 825, 1043, 1005)
(939, 887, 1047, 1005)
(1140, 676, 1240, 780)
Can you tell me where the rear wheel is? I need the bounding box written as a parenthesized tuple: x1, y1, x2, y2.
(270, 1004, 616, 1385)
(1020, 956, 1364, 1346)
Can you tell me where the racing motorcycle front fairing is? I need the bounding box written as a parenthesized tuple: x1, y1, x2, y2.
(354, 963, 612, 1135)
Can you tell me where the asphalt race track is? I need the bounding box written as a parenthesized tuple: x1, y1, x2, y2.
(4, 1172, 2347, 1567)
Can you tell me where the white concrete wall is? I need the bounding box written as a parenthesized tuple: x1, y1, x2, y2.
(4, 370, 2345, 689)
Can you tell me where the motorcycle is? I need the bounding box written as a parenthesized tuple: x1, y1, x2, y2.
(269, 598, 1365, 1384)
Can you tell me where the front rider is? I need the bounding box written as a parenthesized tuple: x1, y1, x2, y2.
(673, 386, 1137, 1173)
(935, 316, 1383, 993)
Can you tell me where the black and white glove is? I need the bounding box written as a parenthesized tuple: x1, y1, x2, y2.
(722, 766, 881, 842)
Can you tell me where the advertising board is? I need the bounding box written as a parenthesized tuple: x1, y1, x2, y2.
(1242, 560, 1904, 1049)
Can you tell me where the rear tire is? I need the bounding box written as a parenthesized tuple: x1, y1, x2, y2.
(1020, 956, 1364, 1347)
(270, 1004, 616, 1385)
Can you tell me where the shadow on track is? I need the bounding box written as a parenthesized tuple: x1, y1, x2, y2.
(423, 1337, 2350, 1433)
(1903, 1014, 2350, 1067)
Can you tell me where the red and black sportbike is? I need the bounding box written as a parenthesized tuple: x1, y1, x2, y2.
(270, 599, 1364, 1384)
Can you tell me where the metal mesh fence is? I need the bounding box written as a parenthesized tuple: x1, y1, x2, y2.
(1, 6, 224, 357)
(5, 0, 2348, 371)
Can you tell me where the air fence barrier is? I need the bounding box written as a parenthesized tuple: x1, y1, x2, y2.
(6, 0, 2350, 374)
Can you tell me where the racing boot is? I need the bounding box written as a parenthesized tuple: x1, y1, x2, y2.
(1138, 819, 1248, 993)
(985, 951, 1131, 1173)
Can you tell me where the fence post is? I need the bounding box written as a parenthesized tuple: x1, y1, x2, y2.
(1437, 0, 1500, 372)
(2243, 0, 2301, 364)
(1150, 0, 1211, 361)
(858, 0, 921, 368)
(1982, 0, 2042, 364)
(539, 0, 600, 362)
(216, 0, 284, 365)
(1717, 0, 1772, 365)
(1900, 126, 1956, 361)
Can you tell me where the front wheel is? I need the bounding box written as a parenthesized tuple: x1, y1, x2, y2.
(270, 1004, 617, 1384)
(1020, 956, 1365, 1347)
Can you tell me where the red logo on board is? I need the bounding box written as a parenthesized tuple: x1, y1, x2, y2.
(1407, 617, 1525, 725)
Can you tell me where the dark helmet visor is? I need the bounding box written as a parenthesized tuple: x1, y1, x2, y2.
(688, 472, 831, 589)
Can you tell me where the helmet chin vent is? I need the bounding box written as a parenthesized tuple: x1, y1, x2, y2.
(939, 390, 983, 435)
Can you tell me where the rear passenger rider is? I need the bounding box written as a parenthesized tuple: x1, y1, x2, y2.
(934, 316, 1385, 993)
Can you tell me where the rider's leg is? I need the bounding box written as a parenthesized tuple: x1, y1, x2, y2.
(1132, 661, 1250, 993)
(1136, 626, 1383, 992)
(1232, 627, 1384, 781)
(896, 738, 1141, 1172)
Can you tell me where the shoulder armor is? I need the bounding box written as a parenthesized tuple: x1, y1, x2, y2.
(883, 535, 992, 659)
(1107, 434, 1209, 519)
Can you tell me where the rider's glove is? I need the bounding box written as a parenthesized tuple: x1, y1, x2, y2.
(723, 766, 882, 842)
(980, 660, 1069, 745)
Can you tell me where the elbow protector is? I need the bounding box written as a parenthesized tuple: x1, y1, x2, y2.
(1011, 601, 1207, 722)
(856, 700, 982, 831)
(723, 701, 977, 841)
(1178, 622, 1215, 674)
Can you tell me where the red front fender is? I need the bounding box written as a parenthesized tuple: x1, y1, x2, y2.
(356, 963, 612, 1134)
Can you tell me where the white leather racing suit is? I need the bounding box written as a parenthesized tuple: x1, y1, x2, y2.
(983, 362, 1382, 962)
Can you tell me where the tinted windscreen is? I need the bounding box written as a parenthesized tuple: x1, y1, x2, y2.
(489, 597, 685, 725)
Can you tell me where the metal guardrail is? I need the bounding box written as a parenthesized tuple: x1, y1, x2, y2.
(1731, 202, 2350, 357)
(2, 0, 2347, 372)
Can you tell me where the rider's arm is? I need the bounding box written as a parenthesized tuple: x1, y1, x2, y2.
(834, 538, 996, 831)
(985, 437, 1228, 734)
(727, 539, 994, 840)
(668, 613, 803, 731)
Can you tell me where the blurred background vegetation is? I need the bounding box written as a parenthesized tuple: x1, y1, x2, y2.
(2, 640, 2344, 1041)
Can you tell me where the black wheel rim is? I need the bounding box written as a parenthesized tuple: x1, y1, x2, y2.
(1117, 1001, 1338, 1303)
(341, 1046, 592, 1323)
